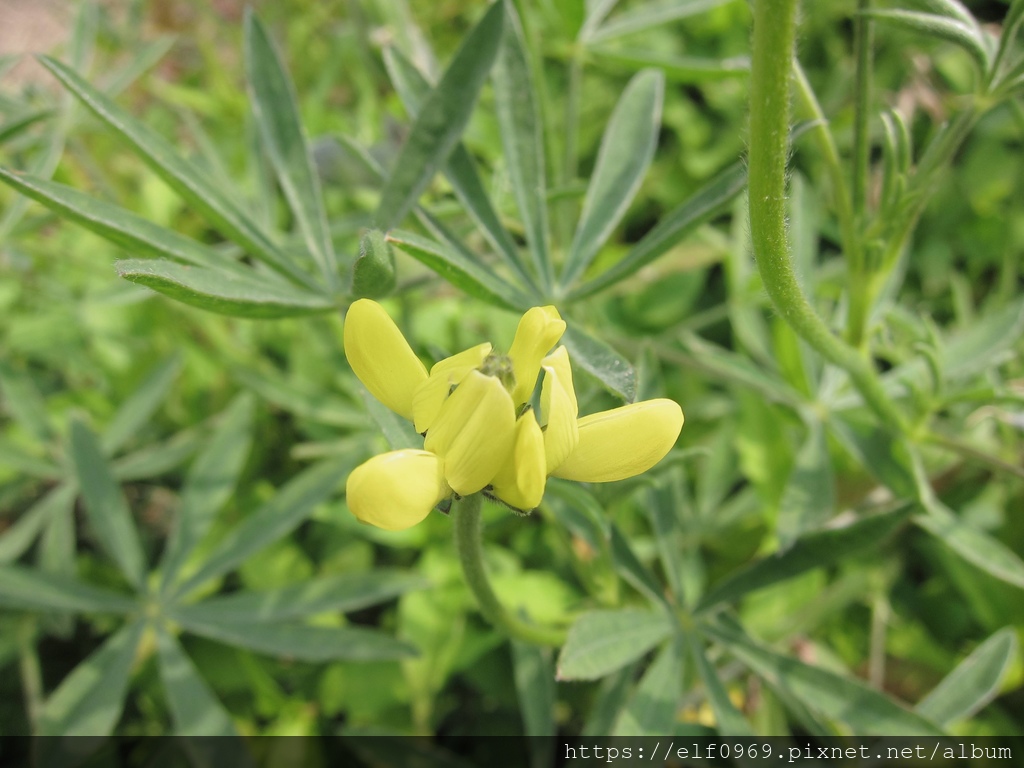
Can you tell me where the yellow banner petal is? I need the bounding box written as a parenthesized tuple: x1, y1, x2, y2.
(540, 347, 579, 473)
(507, 306, 565, 406)
(343, 300, 427, 421)
(412, 342, 492, 433)
(491, 410, 547, 511)
(346, 449, 449, 530)
(551, 399, 683, 482)
(424, 370, 516, 495)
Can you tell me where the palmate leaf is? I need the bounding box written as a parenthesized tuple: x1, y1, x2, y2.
(916, 627, 1018, 727)
(707, 618, 943, 736)
(569, 163, 746, 300)
(101, 356, 182, 455)
(245, 11, 339, 291)
(382, 46, 533, 289)
(170, 614, 417, 662)
(171, 457, 350, 599)
(170, 570, 427, 624)
(915, 501, 1024, 590)
(561, 69, 664, 287)
(696, 505, 910, 612)
(386, 229, 533, 310)
(375, 2, 504, 230)
(69, 418, 147, 590)
(562, 322, 637, 403)
(557, 609, 674, 681)
(776, 418, 835, 549)
(493, 2, 553, 290)
(0, 169, 252, 277)
(37, 56, 317, 290)
(583, 0, 737, 44)
(865, 9, 991, 72)
(156, 628, 238, 736)
(612, 641, 683, 736)
(689, 633, 753, 736)
(38, 620, 144, 736)
(116, 259, 335, 319)
(160, 395, 255, 593)
(0, 564, 136, 614)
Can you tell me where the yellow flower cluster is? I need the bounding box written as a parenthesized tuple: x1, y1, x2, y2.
(344, 300, 683, 530)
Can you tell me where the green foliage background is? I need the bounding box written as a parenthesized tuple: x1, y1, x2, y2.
(0, 0, 1022, 744)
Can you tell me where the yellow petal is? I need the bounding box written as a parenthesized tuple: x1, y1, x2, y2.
(540, 346, 579, 473)
(412, 342, 492, 433)
(507, 306, 566, 405)
(491, 410, 546, 511)
(551, 399, 683, 482)
(343, 300, 427, 421)
(424, 370, 516, 495)
(346, 449, 449, 531)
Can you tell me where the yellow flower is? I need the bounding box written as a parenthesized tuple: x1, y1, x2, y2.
(343, 299, 684, 530)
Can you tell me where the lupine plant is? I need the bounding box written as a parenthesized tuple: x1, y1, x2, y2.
(0, 0, 1022, 745)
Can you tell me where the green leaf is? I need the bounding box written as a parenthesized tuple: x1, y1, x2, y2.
(865, 10, 990, 71)
(156, 627, 237, 736)
(113, 427, 205, 481)
(570, 163, 746, 300)
(0, 564, 136, 614)
(512, 641, 557, 739)
(557, 609, 674, 681)
(581, 664, 638, 736)
(828, 414, 918, 499)
(613, 642, 682, 736)
(494, 3, 552, 289)
(101, 356, 181, 455)
(351, 229, 396, 298)
(244, 11, 338, 290)
(0, 108, 53, 143)
(172, 570, 427, 624)
(0, 360, 53, 443)
(0, 438, 60, 479)
(915, 502, 1024, 589)
(610, 523, 668, 607)
(0, 485, 74, 564)
(172, 615, 417, 662)
(592, 48, 749, 83)
(386, 229, 532, 310)
(689, 633, 753, 736)
(562, 322, 636, 402)
(777, 419, 835, 549)
(38, 620, 144, 736)
(357, 384, 421, 450)
(675, 330, 802, 408)
(38, 56, 316, 289)
(586, 0, 736, 44)
(561, 69, 664, 287)
(916, 627, 1018, 727)
(0, 169, 251, 276)
(161, 395, 255, 592)
(706, 619, 943, 736)
(375, 3, 504, 230)
(116, 258, 335, 318)
(696, 506, 910, 612)
(69, 418, 147, 590)
(940, 297, 1024, 380)
(173, 458, 347, 598)
(382, 46, 532, 289)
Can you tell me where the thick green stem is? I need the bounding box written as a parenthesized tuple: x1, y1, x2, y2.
(453, 494, 567, 647)
(748, 0, 908, 433)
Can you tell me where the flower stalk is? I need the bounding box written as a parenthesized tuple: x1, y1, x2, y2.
(452, 494, 567, 647)
(748, 0, 909, 434)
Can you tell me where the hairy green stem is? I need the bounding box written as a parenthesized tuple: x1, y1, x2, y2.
(453, 494, 567, 647)
(748, 0, 908, 433)
(852, 0, 873, 219)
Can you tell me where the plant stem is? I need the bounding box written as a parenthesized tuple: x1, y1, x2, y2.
(852, 0, 873, 219)
(748, 0, 909, 434)
(453, 494, 567, 647)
